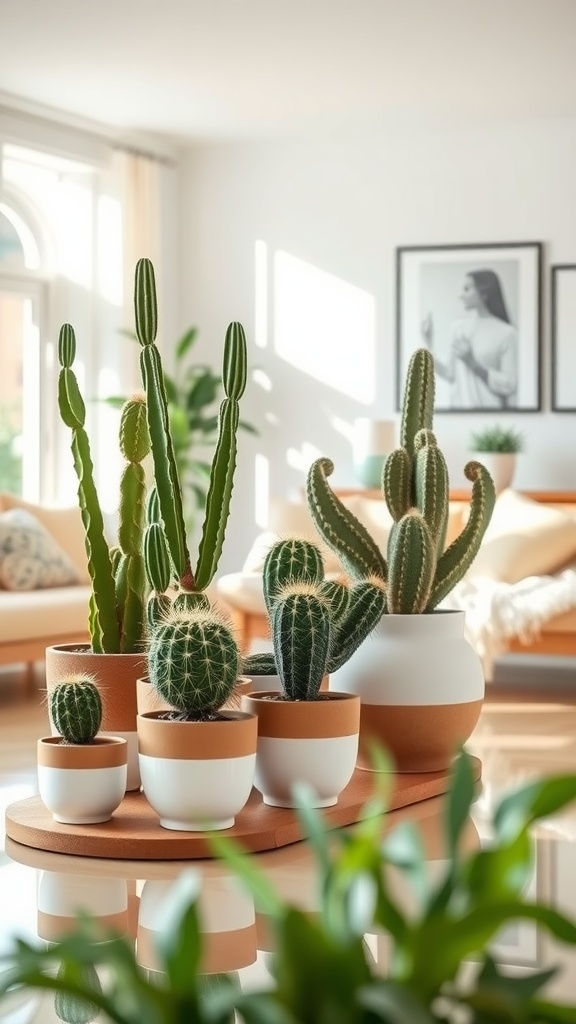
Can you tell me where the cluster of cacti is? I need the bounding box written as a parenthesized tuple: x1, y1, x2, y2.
(50, 675, 102, 745)
(147, 609, 241, 719)
(242, 538, 387, 699)
(306, 347, 496, 614)
(57, 327, 150, 653)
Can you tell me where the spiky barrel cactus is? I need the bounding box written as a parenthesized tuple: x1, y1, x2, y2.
(147, 610, 241, 719)
(134, 258, 247, 609)
(50, 675, 102, 745)
(242, 538, 387, 688)
(307, 348, 496, 614)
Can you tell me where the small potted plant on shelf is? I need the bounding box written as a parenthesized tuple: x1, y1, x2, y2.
(470, 422, 524, 492)
(241, 537, 386, 807)
(306, 347, 497, 773)
(37, 674, 127, 824)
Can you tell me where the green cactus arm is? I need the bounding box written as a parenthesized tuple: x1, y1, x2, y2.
(306, 457, 387, 581)
(263, 539, 324, 614)
(327, 580, 386, 673)
(144, 521, 172, 594)
(428, 461, 496, 610)
(146, 593, 171, 631)
(272, 587, 330, 701)
(173, 591, 211, 612)
(118, 554, 146, 653)
(135, 258, 190, 582)
(241, 651, 277, 676)
(399, 348, 435, 458)
(383, 448, 411, 522)
(414, 430, 450, 554)
(386, 511, 436, 614)
(58, 325, 119, 654)
(317, 578, 350, 625)
(194, 322, 248, 592)
(193, 398, 239, 592)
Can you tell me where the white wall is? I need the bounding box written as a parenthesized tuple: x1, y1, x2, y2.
(178, 116, 576, 574)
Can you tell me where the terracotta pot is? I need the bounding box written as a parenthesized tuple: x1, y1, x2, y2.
(136, 676, 253, 715)
(138, 874, 256, 974)
(330, 609, 484, 773)
(241, 690, 360, 808)
(137, 710, 257, 831)
(37, 871, 129, 941)
(37, 735, 127, 824)
(45, 644, 146, 791)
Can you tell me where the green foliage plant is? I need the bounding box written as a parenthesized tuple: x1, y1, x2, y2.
(307, 347, 497, 614)
(49, 675, 102, 744)
(4, 750, 576, 1022)
(57, 326, 149, 653)
(470, 423, 524, 453)
(242, 537, 387, 698)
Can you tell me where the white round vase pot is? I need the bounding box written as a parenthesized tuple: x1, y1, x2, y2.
(330, 610, 484, 773)
(473, 452, 516, 493)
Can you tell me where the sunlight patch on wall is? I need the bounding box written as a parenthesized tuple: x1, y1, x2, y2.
(255, 240, 268, 349)
(255, 452, 269, 529)
(274, 251, 376, 403)
(286, 440, 322, 475)
(97, 194, 122, 306)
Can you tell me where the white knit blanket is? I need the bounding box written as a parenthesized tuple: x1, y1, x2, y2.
(440, 568, 576, 678)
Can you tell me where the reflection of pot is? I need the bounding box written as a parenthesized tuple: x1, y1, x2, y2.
(37, 870, 129, 941)
(138, 874, 256, 975)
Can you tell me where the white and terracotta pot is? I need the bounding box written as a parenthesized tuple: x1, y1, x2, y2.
(330, 609, 484, 773)
(45, 644, 146, 792)
(37, 735, 127, 824)
(241, 690, 360, 808)
(137, 710, 257, 831)
(37, 870, 129, 941)
(473, 451, 516, 493)
(138, 872, 256, 974)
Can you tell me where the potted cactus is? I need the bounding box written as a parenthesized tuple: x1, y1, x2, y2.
(240, 538, 386, 807)
(306, 347, 497, 773)
(138, 607, 257, 831)
(37, 675, 127, 824)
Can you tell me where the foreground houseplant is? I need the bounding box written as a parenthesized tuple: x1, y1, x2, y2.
(307, 347, 497, 772)
(38, 675, 127, 824)
(241, 538, 386, 806)
(4, 751, 576, 1022)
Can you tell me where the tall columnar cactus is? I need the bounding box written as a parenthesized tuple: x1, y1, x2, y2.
(135, 257, 247, 606)
(306, 348, 496, 614)
(147, 609, 241, 719)
(50, 675, 103, 744)
(242, 538, 387, 692)
(57, 327, 151, 653)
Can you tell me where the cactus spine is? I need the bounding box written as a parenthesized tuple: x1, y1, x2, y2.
(242, 539, 386, 690)
(306, 348, 496, 614)
(147, 610, 240, 718)
(50, 675, 102, 744)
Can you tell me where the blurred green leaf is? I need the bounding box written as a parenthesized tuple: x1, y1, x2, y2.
(495, 775, 576, 844)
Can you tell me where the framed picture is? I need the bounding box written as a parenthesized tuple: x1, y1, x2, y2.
(551, 264, 576, 411)
(396, 242, 542, 412)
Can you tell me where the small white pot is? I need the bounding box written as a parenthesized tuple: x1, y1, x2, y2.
(137, 711, 257, 831)
(241, 691, 360, 808)
(37, 736, 127, 824)
(473, 452, 517, 493)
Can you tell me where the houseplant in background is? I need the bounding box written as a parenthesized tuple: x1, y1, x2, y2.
(470, 422, 524, 493)
(4, 751, 576, 1022)
(241, 537, 386, 807)
(46, 337, 150, 790)
(307, 347, 497, 773)
(37, 674, 127, 824)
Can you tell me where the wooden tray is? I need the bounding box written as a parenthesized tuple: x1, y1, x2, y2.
(5, 758, 481, 860)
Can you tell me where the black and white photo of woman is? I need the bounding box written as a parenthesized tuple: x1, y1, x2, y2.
(421, 268, 518, 409)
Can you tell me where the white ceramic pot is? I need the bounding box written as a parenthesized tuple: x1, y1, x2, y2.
(473, 452, 516, 493)
(241, 690, 360, 807)
(137, 711, 257, 831)
(330, 610, 484, 773)
(45, 645, 145, 792)
(37, 736, 127, 824)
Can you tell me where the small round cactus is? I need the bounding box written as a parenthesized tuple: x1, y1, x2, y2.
(50, 675, 102, 745)
(147, 609, 241, 718)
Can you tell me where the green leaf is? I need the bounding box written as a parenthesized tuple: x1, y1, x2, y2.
(152, 871, 202, 996)
(495, 775, 576, 844)
(359, 980, 437, 1023)
(292, 781, 332, 879)
(382, 822, 428, 909)
(445, 748, 476, 857)
(209, 835, 283, 917)
(175, 326, 199, 362)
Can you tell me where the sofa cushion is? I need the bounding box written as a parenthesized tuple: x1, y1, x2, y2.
(0, 494, 89, 583)
(471, 490, 576, 584)
(0, 509, 80, 591)
(0, 585, 91, 643)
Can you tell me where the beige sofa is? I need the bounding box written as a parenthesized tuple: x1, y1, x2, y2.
(0, 493, 91, 685)
(216, 489, 576, 666)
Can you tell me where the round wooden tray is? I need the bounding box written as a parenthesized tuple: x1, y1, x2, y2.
(5, 758, 481, 860)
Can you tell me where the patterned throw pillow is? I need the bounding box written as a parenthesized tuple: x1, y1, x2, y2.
(0, 508, 81, 591)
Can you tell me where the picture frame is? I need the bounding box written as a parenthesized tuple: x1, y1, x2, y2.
(551, 264, 576, 411)
(396, 242, 542, 412)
